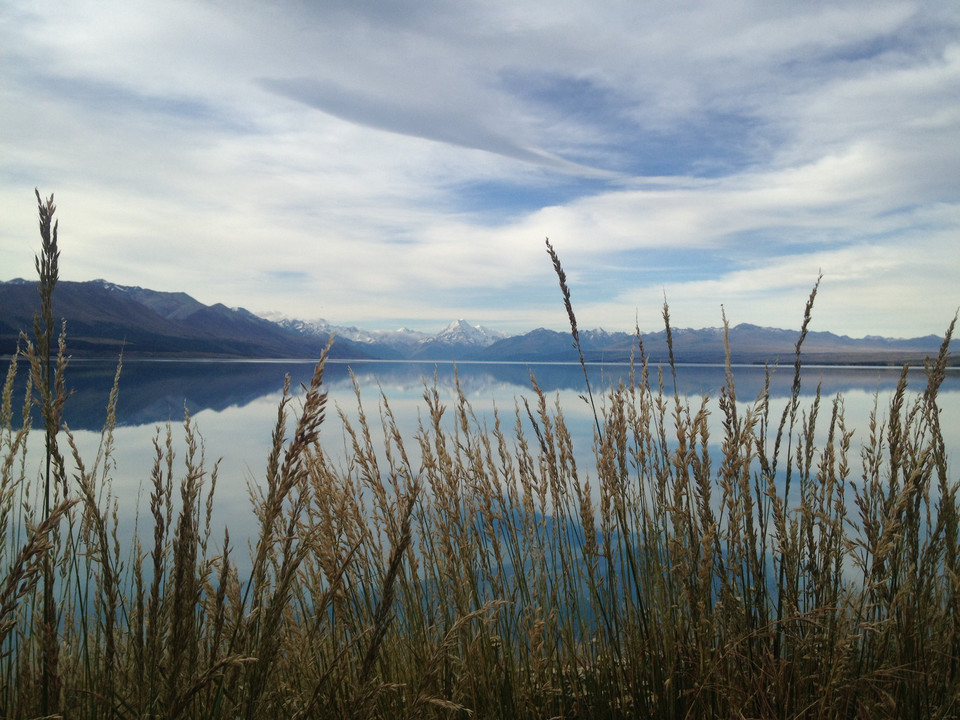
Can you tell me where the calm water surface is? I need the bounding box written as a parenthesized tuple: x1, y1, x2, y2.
(11, 358, 960, 562)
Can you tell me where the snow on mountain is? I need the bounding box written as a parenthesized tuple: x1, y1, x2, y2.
(256, 313, 503, 351)
(252, 309, 294, 324)
(258, 313, 431, 351)
(271, 317, 334, 337)
(341, 325, 430, 349)
(94, 278, 133, 293)
(433, 319, 507, 347)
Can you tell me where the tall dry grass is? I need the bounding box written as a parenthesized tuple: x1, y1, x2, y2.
(0, 199, 958, 718)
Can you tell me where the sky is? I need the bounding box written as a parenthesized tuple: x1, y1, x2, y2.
(2, 1, 959, 338)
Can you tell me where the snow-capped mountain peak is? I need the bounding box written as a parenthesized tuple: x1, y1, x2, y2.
(433, 319, 506, 347)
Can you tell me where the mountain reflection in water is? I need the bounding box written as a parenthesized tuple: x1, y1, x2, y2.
(7, 358, 957, 431)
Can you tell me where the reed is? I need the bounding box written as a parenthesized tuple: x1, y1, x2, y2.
(1, 196, 958, 717)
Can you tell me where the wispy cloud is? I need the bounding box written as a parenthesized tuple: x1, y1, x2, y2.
(1, 0, 957, 337)
(258, 76, 615, 177)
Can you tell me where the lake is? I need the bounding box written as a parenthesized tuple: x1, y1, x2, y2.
(8, 357, 959, 566)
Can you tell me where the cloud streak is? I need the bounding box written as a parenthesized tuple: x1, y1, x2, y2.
(259, 77, 615, 177)
(1, 0, 957, 338)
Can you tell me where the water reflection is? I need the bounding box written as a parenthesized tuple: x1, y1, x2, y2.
(8, 358, 958, 570)
(8, 358, 956, 431)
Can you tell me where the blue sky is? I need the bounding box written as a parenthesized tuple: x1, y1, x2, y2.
(2, 1, 958, 337)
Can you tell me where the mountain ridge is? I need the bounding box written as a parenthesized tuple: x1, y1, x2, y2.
(1, 278, 955, 365)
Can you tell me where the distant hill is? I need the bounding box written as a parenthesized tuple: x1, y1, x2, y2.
(477, 324, 955, 366)
(1, 278, 955, 365)
(0, 279, 370, 359)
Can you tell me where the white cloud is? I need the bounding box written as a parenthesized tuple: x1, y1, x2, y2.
(1, 0, 958, 338)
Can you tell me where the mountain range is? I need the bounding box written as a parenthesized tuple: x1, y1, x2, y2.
(1, 279, 955, 365)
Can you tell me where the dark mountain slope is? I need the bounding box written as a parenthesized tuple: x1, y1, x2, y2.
(0, 280, 369, 359)
(479, 324, 955, 366)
